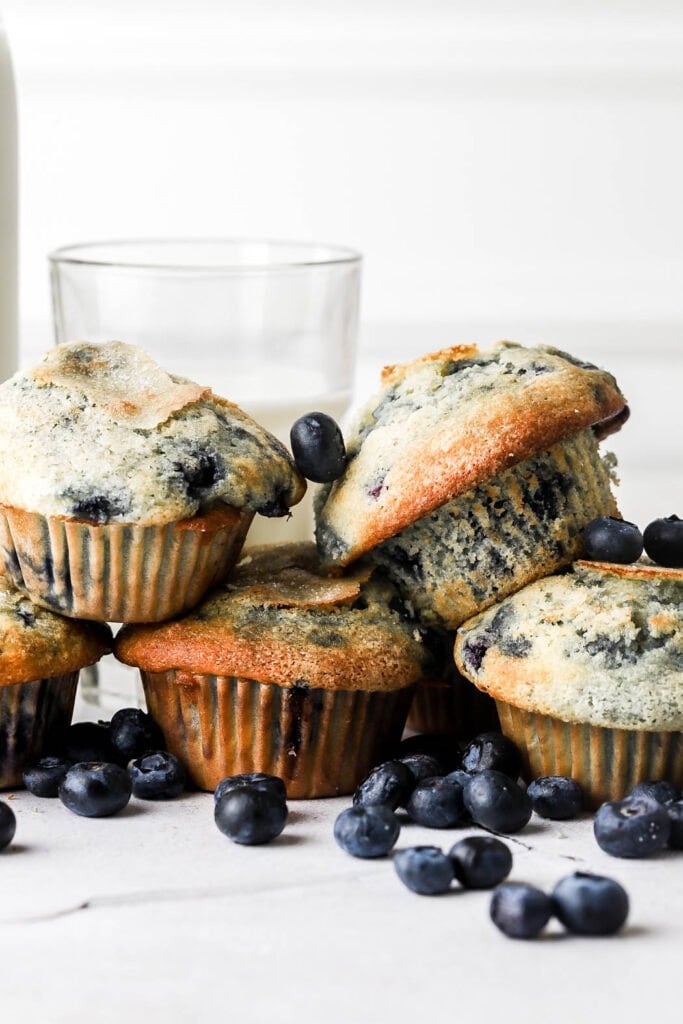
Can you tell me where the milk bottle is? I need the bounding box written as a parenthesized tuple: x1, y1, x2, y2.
(0, 18, 17, 381)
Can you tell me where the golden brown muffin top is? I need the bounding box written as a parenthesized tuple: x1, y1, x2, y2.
(454, 560, 683, 730)
(115, 542, 426, 691)
(0, 575, 112, 685)
(315, 341, 627, 564)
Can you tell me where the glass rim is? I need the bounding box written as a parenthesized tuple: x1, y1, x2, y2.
(48, 237, 363, 273)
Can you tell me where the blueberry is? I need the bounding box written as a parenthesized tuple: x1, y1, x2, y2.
(526, 776, 583, 820)
(0, 801, 16, 850)
(393, 846, 454, 895)
(461, 732, 521, 780)
(463, 770, 532, 834)
(333, 805, 400, 858)
(59, 762, 132, 818)
(490, 883, 553, 939)
(397, 753, 444, 786)
(62, 721, 116, 765)
(593, 795, 671, 858)
(405, 776, 467, 828)
(214, 773, 287, 805)
(290, 412, 347, 484)
(643, 515, 683, 568)
(22, 756, 72, 798)
(666, 801, 683, 849)
(552, 872, 629, 936)
(581, 516, 644, 564)
(449, 836, 513, 889)
(214, 787, 288, 845)
(445, 769, 471, 788)
(353, 761, 415, 810)
(629, 780, 679, 806)
(109, 708, 166, 765)
(128, 751, 186, 800)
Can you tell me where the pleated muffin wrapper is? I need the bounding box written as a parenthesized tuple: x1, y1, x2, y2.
(407, 676, 499, 738)
(497, 703, 683, 811)
(0, 503, 254, 623)
(141, 669, 415, 799)
(0, 671, 79, 789)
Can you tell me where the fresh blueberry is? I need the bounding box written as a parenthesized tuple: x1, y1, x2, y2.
(393, 846, 454, 895)
(394, 733, 461, 772)
(109, 708, 166, 764)
(289, 412, 347, 484)
(353, 761, 415, 810)
(593, 795, 671, 858)
(463, 770, 532, 834)
(629, 780, 679, 806)
(214, 787, 288, 845)
(0, 801, 16, 850)
(527, 776, 583, 820)
(552, 872, 629, 936)
(59, 762, 132, 818)
(643, 515, 683, 568)
(405, 776, 467, 828)
(461, 732, 521, 780)
(22, 756, 72, 798)
(581, 516, 644, 564)
(62, 721, 116, 765)
(128, 751, 186, 800)
(490, 883, 553, 939)
(666, 801, 683, 849)
(214, 773, 287, 805)
(445, 769, 471, 788)
(333, 805, 400, 858)
(449, 836, 513, 889)
(397, 753, 444, 786)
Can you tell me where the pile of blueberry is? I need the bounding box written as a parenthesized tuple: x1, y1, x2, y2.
(21, 708, 187, 817)
(491, 873, 629, 939)
(582, 514, 683, 567)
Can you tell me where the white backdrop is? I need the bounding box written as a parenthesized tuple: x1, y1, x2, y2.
(1, 0, 682, 517)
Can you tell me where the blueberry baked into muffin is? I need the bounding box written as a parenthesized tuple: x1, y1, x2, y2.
(0, 573, 111, 787)
(315, 341, 628, 631)
(114, 542, 427, 798)
(0, 342, 305, 622)
(454, 560, 683, 807)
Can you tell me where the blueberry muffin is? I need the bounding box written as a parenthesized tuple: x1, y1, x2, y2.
(0, 574, 111, 787)
(454, 560, 683, 807)
(406, 627, 499, 737)
(316, 342, 627, 630)
(114, 542, 427, 798)
(0, 342, 305, 622)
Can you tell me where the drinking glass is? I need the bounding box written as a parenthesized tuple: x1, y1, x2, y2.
(48, 238, 362, 708)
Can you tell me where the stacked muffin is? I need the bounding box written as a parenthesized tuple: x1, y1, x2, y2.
(0, 340, 306, 784)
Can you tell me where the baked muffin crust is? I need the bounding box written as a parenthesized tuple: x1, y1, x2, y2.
(454, 561, 683, 730)
(0, 342, 305, 525)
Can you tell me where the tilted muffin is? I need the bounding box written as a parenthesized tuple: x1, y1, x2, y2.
(0, 574, 111, 787)
(316, 341, 627, 630)
(454, 561, 683, 807)
(114, 542, 427, 798)
(0, 342, 305, 622)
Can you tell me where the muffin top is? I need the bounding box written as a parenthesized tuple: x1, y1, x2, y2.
(454, 560, 683, 730)
(0, 574, 111, 685)
(115, 542, 426, 691)
(0, 342, 305, 525)
(315, 341, 627, 564)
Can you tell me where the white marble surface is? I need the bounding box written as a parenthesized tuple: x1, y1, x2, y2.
(1, 321, 680, 1021)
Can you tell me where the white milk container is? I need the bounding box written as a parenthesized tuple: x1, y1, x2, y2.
(0, 17, 17, 381)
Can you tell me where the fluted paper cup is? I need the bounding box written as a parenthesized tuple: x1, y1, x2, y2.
(0, 671, 79, 789)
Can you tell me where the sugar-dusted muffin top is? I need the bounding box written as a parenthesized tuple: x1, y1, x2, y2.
(0, 574, 111, 684)
(454, 561, 683, 731)
(115, 542, 426, 691)
(0, 342, 305, 525)
(315, 341, 627, 564)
